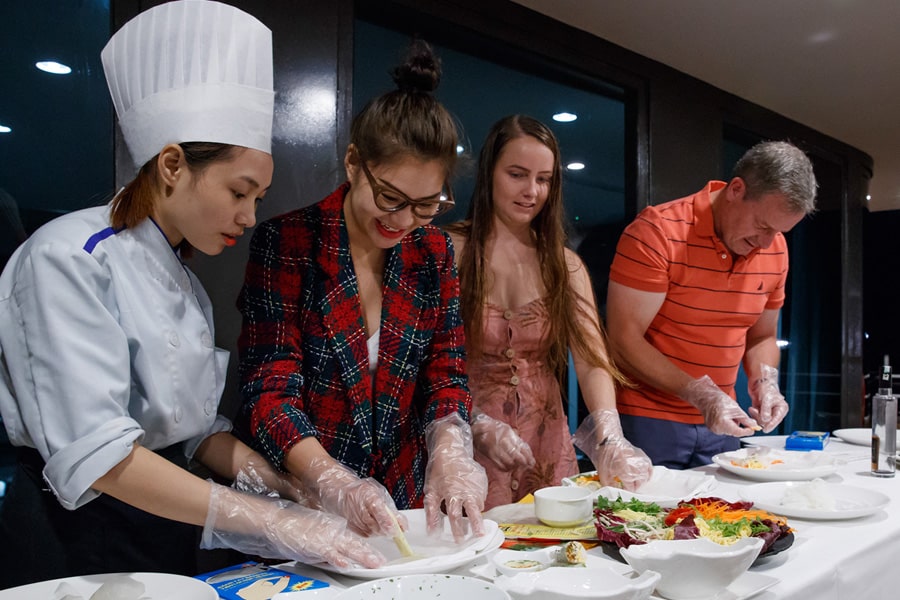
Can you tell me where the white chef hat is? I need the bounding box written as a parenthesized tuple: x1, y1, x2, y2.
(101, 0, 274, 167)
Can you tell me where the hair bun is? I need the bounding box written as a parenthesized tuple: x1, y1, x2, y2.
(391, 38, 441, 93)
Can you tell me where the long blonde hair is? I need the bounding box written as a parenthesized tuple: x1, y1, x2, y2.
(446, 115, 628, 386)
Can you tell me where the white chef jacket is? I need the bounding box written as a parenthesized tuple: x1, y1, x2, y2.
(0, 205, 231, 510)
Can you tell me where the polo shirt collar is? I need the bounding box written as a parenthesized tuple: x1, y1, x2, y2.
(694, 180, 726, 239)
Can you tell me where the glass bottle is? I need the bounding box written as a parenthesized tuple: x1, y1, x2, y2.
(871, 358, 897, 477)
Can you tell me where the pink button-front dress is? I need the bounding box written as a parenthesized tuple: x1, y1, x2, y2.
(468, 298, 578, 509)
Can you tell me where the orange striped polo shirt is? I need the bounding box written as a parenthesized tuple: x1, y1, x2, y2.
(609, 181, 789, 424)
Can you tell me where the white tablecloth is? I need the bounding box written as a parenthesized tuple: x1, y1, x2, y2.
(711, 435, 900, 600)
(277, 435, 900, 600)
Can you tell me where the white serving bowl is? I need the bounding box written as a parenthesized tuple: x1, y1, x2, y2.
(334, 574, 511, 600)
(494, 565, 660, 600)
(620, 537, 764, 600)
(533, 485, 594, 527)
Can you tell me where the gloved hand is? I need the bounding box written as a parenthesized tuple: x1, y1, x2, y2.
(679, 375, 759, 436)
(748, 364, 789, 433)
(234, 454, 303, 503)
(572, 409, 653, 491)
(471, 412, 536, 471)
(201, 483, 385, 569)
(423, 413, 488, 542)
(304, 457, 406, 538)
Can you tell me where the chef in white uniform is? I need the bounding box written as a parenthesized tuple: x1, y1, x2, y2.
(0, 0, 383, 589)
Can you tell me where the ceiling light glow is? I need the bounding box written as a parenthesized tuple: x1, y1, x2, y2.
(566, 162, 585, 171)
(456, 145, 465, 154)
(776, 339, 790, 348)
(36, 61, 72, 75)
(866, 194, 872, 201)
(0, 125, 11, 134)
(552, 112, 577, 123)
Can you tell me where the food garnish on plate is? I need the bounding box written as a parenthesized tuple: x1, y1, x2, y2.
(559, 541, 587, 565)
(569, 472, 602, 489)
(729, 456, 784, 469)
(503, 558, 543, 570)
(593, 495, 791, 554)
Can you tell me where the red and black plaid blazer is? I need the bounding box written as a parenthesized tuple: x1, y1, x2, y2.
(237, 184, 471, 509)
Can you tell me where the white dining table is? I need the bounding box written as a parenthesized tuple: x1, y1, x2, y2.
(702, 434, 900, 600)
(276, 434, 900, 600)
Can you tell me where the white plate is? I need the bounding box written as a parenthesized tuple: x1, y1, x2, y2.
(0, 572, 217, 599)
(833, 428, 900, 446)
(313, 509, 503, 579)
(564, 466, 715, 504)
(738, 481, 890, 520)
(648, 572, 779, 600)
(712, 448, 840, 481)
(492, 562, 660, 600)
(334, 574, 511, 600)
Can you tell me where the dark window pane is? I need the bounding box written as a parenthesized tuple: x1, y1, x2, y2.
(0, 0, 113, 270)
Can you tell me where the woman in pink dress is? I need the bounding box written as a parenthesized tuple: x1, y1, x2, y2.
(446, 115, 652, 509)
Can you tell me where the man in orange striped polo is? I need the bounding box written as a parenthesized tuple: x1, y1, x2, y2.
(605, 141, 817, 468)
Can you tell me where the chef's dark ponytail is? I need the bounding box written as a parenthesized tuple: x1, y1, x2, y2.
(349, 39, 459, 176)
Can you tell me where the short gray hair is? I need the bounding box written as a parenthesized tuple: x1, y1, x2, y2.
(732, 141, 818, 214)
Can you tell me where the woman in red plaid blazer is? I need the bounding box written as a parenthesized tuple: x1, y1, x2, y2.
(237, 40, 488, 544)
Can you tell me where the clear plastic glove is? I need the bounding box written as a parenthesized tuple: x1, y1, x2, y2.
(679, 375, 759, 437)
(423, 413, 488, 542)
(748, 364, 788, 433)
(306, 457, 406, 538)
(234, 454, 303, 503)
(201, 482, 385, 569)
(471, 412, 536, 471)
(572, 409, 653, 491)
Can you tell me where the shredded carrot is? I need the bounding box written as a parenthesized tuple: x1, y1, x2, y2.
(686, 498, 788, 526)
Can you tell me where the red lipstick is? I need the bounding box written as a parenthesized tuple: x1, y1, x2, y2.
(375, 220, 405, 240)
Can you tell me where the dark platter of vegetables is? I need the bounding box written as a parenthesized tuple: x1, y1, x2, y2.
(593, 495, 793, 558)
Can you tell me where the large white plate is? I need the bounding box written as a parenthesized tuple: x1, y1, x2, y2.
(479, 552, 777, 600)
(738, 481, 890, 520)
(648, 572, 778, 600)
(0, 572, 217, 599)
(712, 448, 840, 481)
(833, 427, 900, 446)
(313, 509, 503, 579)
(563, 465, 715, 504)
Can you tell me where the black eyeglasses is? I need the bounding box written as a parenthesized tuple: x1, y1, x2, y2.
(357, 155, 455, 219)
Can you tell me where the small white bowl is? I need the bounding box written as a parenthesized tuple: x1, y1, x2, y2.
(334, 574, 511, 600)
(533, 486, 594, 527)
(491, 548, 552, 577)
(620, 537, 764, 600)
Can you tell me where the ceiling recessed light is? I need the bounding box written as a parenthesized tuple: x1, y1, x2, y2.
(866, 194, 872, 201)
(36, 61, 72, 75)
(456, 145, 465, 154)
(552, 112, 577, 123)
(0, 124, 11, 134)
(566, 162, 585, 171)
